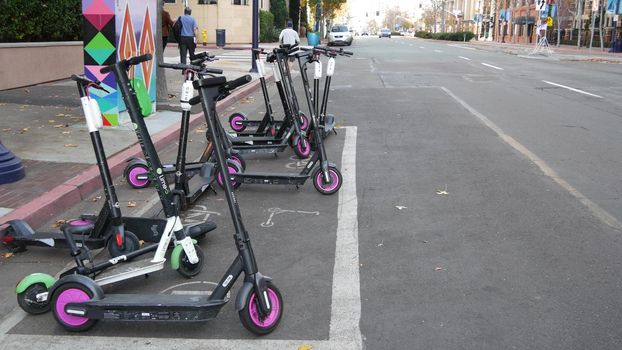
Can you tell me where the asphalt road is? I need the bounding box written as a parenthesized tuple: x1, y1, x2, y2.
(2, 37, 622, 349)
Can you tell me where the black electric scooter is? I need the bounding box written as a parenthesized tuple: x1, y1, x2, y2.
(2, 74, 213, 256)
(46, 56, 283, 336)
(227, 47, 307, 137)
(226, 48, 344, 195)
(15, 68, 211, 315)
(123, 60, 244, 211)
(223, 45, 312, 159)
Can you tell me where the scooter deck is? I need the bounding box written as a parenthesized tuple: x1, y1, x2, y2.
(95, 257, 164, 286)
(233, 143, 288, 154)
(69, 294, 227, 321)
(234, 172, 308, 185)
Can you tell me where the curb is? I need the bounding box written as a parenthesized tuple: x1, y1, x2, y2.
(0, 75, 271, 230)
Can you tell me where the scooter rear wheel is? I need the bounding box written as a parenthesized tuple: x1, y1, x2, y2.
(126, 163, 151, 189)
(216, 160, 242, 190)
(238, 282, 283, 335)
(17, 283, 50, 315)
(229, 112, 247, 132)
(51, 282, 97, 332)
(299, 113, 309, 131)
(177, 244, 205, 278)
(294, 137, 311, 159)
(106, 231, 140, 258)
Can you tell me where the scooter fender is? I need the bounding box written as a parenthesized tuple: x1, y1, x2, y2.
(16, 273, 56, 294)
(170, 239, 198, 270)
(235, 273, 273, 312)
(48, 274, 104, 301)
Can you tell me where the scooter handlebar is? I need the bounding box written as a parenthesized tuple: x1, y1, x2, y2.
(101, 53, 153, 73)
(159, 63, 204, 71)
(222, 74, 252, 92)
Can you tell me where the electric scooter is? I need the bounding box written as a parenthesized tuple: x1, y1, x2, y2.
(2, 74, 214, 256)
(313, 46, 353, 139)
(46, 56, 283, 336)
(15, 56, 209, 315)
(123, 61, 244, 211)
(222, 47, 343, 195)
(224, 45, 312, 159)
(227, 47, 307, 137)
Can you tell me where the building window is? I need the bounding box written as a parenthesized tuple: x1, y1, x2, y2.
(199, 0, 217, 4)
(164, 0, 175, 3)
(232, 0, 249, 4)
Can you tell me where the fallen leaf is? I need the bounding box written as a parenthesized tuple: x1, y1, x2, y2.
(62, 131, 71, 134)
(2, 128, 11, 132)
(395, 205, 407, 210)
(53, 124, 66, 128)
(127, 201, 137, 208)
(19, 128, 29, 134)
(64, 144, 78, 147)
(52, 219, 68, 228)
(92, 195, 102, 202)
(3, 252, 14, 259)
(56, 113, 66, 117)
(23, 88, 30, 94)
(298, 345, 313, 350)
(377, 241, 384, 247)
(434, 266, 444, 271)
(48, 120, 56, 123)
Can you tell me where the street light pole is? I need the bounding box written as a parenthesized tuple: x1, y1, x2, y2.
(250, 0, 258, 72)
(486, 0, 495, 40)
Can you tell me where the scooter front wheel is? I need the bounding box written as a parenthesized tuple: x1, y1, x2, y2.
(294, 137, 311, 159)
(126, 163, 151, 189)
(312, 166, 343, 195)
(238, 282, 283, 335)
(106, 231, 140, 258)
(51, 282, 98, 332)
(229, 112, 247, 132)
(216, 160, 242, 190)
(299, 113, 309, 131)
(17, 283, 50, 315)
(177, 244, 205, 278)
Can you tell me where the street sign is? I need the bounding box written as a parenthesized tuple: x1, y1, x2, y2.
(536, 0, 546, 12)
(547, 16, 553, 26)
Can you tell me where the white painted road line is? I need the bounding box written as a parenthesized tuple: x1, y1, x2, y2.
(481, 62, 504, 70)
(542, 80, 603, 98)
(441, 87, 622, 232)
(447, 44, 476, 50)
(434, 49, 443, 53)
(459, 56, 471, 61)
(0, 127, 363, 350)
(419, 46, 425, 49)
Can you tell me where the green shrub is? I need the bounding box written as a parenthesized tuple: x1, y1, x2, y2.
(0, 0, 82, 42)
(421, 31, 475, 42)
(259, 10, 279, 42)
(270, 0, 288, 29)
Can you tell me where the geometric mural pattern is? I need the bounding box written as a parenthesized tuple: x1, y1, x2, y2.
(82, 0, 157, 126)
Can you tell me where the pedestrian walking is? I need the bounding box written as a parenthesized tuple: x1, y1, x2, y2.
(178, 7, 198, 64)
(279, 20, 300, 69)
(162, 6, 174, 50)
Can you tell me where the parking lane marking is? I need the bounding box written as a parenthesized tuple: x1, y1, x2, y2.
(459, 56, 471, 61)
(0, 127, 363, 350)
(441, 87, 622, 232)
(481, 62, 504, 70)
(447, 44, 476, 50)
(542, 80, 603, 98)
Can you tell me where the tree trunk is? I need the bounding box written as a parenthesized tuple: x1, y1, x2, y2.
(599, 3, 604, 50)
(556, 0, 561, 46)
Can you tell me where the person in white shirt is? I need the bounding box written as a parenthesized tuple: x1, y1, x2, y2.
(279, 20, 300, 69)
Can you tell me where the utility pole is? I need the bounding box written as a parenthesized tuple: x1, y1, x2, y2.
(577, 0, 583, 47)
(250, 0, 258, 72)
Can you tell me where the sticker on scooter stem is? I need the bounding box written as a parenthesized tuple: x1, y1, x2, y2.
(261, 207, 320, 227)
(182, 205, 221, 226)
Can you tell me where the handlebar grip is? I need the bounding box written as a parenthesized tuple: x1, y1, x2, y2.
(223, 74, 252, 92)
(190, 54, 215, 66)
(159, 63, 203, 71)
(126, 53, 153, 66)
(101, 53, 153, 73)
(202, 67, 223, 74)
(341, 50, 354, 56)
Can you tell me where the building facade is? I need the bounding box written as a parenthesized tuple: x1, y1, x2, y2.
(164, 0, 270, 44)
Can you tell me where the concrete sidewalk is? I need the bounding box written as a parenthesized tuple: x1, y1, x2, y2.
(467, 39, 622, 62)
(0, 46, 275, 231)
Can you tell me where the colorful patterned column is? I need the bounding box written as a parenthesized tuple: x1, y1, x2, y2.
(82, 0, 156, 126)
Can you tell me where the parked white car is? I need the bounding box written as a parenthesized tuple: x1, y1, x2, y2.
(328, 25, 353, 46)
